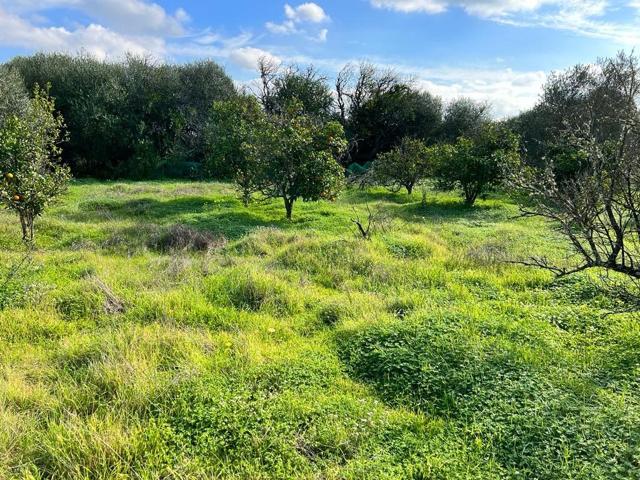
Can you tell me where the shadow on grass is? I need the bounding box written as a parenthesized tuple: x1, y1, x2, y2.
(68, 197, 236, 223)
(61, 196, 294, 248)
(343, 189, 417, 205)
(393, 197, 506, 223)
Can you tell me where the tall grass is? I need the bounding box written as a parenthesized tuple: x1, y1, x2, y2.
(0, 180, 637, 479)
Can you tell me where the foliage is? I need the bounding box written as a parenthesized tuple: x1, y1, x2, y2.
(205, 96, 267, 205)
(433, 122, 520, 206)
(242, 101, 347, 219)
(257, 59, 334, 119)
(507, 52, 640, 281)
(0, 85, 70, 243)
(0, 66, 29, 125)
(6, 53, 235, 179)
(440, 97, 490, 142)
(336, 63, 442, 165)
(373, 137, 431, 195)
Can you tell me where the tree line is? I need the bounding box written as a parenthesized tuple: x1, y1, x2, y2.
(1, 53, 497, 182)
(5, 53, 236, 179)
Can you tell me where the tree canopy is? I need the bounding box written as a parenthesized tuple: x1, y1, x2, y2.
(6, 53, 236, 179)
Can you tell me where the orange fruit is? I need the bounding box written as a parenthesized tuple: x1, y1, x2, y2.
(12, 195, 20, 201)
(5, 173, 13, 180)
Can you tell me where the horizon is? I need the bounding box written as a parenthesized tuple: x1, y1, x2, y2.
(0, 1, 637, 118)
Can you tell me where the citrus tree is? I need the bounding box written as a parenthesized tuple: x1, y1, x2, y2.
(373, 137, 431, 195)
(205, 96, 267, 206)
(0, 84, 70, 244)
(433, 123, 519, 206)
(244, 101, 347, 219)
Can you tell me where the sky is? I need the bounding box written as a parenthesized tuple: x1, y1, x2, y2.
(0, 0, 638, 118)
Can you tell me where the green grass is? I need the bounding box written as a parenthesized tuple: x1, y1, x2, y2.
(0, 180, 638, 479)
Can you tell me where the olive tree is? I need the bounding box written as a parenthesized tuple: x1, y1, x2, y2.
(256, 58, 334, 119)
(434, 123, 519, 206)
(0, 67, 29, 124)
(372, 137, 431, 195)
(440, 97, 490, 142)
(0, 84, 70, 244)
(244, 101, 347, 219)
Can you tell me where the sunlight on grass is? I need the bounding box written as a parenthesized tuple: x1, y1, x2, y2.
(0, 180, 637, 479)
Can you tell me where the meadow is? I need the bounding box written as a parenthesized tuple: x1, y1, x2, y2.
(0, 180, 638, 479)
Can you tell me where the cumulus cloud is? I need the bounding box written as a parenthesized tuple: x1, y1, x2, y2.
(285, 2, 330, 22)
(0, 6, 165, 59)
(1, 0, 189, 36)
(229, 47, 282, 70)
(408, 66, 546, 118)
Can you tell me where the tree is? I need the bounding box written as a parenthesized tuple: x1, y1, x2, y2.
(373, 137, 431, 195)
(244, 101, 347, 219)
(7, 53, 235, 179)
(336, 63, 442, 165)
(507, 52, 640, 281)
(205, 96, 266, 206)
(256, 59, 333, 119)
(441, 97, 490, 142)
(434, 123, 519, 206)
(0, 67, 29, 125)
(0, 85, 70, 244)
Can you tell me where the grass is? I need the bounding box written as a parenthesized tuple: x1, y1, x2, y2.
(0, 179, 638, 479)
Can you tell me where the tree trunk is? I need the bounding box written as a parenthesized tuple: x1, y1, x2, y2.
(284, 197, 294, 220)
(19, 211, 34, 244)
(406, 184, 413, 196)
(464, 189, 478, 207)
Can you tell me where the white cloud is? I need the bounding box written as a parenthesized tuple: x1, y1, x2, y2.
(408, 66, 546, 118)
(229, 47, 282, 70)
(0, 7, 164, 59)
(266, 20, 297, 34)
(285, 2, 330, 22)
(370, 0, 550, 16)
(370, 0, 640, 44)
(266, 2, 330, 39)
(86, 0, 188, 35)
(1, 0, 189, 36)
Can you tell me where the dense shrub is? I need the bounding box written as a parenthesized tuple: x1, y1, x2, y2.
(6, 53, 235, 179)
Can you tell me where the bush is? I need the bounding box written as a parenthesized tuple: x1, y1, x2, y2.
(6, 53, 235, 179)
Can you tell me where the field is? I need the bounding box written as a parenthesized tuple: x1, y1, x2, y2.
(0, 180, 638, 479)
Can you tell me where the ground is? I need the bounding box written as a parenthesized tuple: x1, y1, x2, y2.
(0, 180, 638, 479)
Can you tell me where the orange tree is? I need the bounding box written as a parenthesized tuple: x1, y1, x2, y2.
(243, 101, 347, 219)
(0, 85, 70, 244)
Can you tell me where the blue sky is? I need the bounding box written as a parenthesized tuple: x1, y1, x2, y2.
(0, 1, 638, 117)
